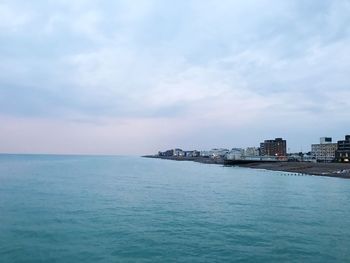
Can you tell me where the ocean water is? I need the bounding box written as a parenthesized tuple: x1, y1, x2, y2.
(1, 155, 350, 262)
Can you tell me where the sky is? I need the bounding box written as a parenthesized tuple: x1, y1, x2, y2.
(0, 0, 350, 155)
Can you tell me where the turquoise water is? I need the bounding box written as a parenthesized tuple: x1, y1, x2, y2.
(1, 155, 350, 262)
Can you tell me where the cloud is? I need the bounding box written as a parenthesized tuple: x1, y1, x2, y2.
(0, 0, 350, 153)
(0, 3, 32, 32)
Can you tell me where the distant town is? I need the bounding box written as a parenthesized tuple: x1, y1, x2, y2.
(153, 134, 350, 164)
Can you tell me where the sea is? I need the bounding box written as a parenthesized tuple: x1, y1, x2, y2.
(0, 154, 350, 262)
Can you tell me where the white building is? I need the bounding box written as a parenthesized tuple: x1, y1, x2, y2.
(225, 148, 244, 160)
(184, 150, 200, 157)
(201, 148, 229, 158)
(200, 151, 211, 157)
(244, 147, 260, 157)
(211, 148, 230, 158)
(311, 137, 337, 162)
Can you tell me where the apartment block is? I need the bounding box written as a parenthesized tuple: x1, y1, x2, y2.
(260, 138, 287, 157)
(335, 135, 350, 162)
(311, 137, 337, 162)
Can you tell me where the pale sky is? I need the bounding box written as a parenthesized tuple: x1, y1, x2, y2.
(0, 0, 349, 155)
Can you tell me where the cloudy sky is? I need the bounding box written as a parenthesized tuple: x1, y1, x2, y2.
(0, 0, 349, 155)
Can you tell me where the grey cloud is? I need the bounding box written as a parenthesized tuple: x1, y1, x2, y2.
(1, 0, 350, 153)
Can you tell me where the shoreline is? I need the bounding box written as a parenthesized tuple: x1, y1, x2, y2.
(143, 155, 350, 179)
(237, 162, 350, 179)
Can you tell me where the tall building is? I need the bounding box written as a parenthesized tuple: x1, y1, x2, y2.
(311, 137, 337, 162)
(335, 135, 350, 162)
(260, 138, 287, 156)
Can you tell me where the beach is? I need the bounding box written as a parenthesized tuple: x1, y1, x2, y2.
(237, 161, 350, 178)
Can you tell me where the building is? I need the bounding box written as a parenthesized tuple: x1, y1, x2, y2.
(173, 148, 185, 157)
(158, 149, 174, 157)
(335, 135, 350, 163)
(311, 137, 337, 162)
(320, 137, 332, 144)
(212, 148, 230, 158)
(201, 148, 229, 158)
(200, 151, 211, 157)
(312, 137, 337, 161)
(244, 147, 260, 157)
(184, 150, 200, 157)
(260, 138, 287, 157)
(225, 148, 244, 160)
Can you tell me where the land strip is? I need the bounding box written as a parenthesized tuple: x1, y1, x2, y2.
(143, 155, 350, 179)
(238, 162, 350, 178)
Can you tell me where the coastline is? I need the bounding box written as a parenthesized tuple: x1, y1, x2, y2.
(143, 155, 350, 179)
(237, 162, 350, 179)
(143, 155, 225, 165)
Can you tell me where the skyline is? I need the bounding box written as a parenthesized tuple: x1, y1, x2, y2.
(1, 0, 350, 155)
